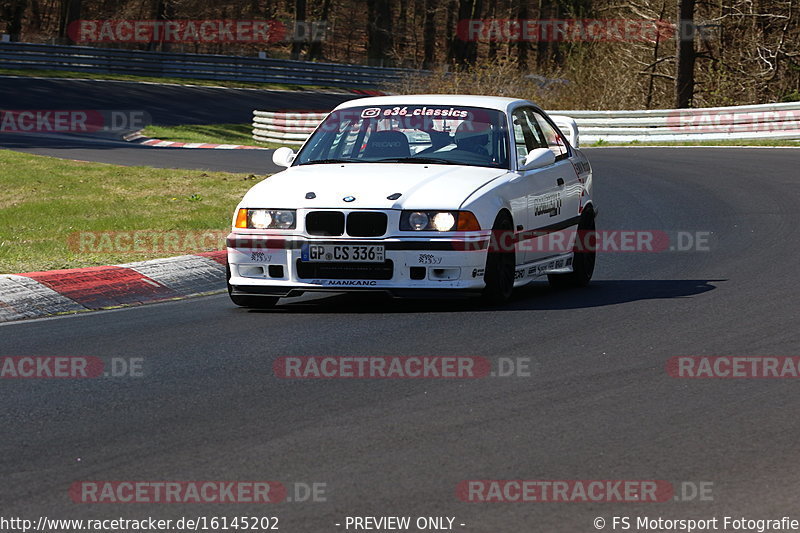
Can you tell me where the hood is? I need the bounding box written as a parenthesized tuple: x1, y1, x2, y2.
(240, 163, 508, 211)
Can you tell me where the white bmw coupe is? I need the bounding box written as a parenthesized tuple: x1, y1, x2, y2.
(226, 95, 595, 307)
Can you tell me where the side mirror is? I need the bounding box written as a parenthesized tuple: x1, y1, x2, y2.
(519, 148, 556, 171)
(549, 115, 580, 148)
(272, 147, 296, 168)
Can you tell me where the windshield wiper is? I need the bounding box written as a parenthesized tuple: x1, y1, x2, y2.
(370, 157, 460, 165)
(298, 159, 366, 165)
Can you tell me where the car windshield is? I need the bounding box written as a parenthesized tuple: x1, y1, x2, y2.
(294, 105, 510, 169)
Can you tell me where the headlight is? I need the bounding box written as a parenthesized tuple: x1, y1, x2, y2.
(431, 212, 456, 231)
(250, 210, 272, 228)
(400, 211, 480, 231)
(408, 212, 430, 230)
(234, 209, 296, 229)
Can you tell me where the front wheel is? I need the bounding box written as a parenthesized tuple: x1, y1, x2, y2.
(482, 212, 516, 304)
(548, 208, 596, 288)
(227, 263, 279, 309)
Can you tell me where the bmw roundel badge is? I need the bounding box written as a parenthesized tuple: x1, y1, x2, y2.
(343, 196, 356, 202)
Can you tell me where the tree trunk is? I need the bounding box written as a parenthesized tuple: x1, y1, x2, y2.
(146, 0, 174, 52)
(4, 0, 27, 41)
(675, 0, 696, 108)
(396, 0, 407, 60)
(515, 0, 528, 70)
(486, 0, 497, 60)
(291, 0, 307, 60)
(58, 0, 81, 43)
(30, 0, 42, 32)
(535, 0, 550, 68)
(366, 0, 393, 66)
(422, 0, 436, 68)
(445, 0, 456, 63)
(307, 0, 331, 61)
(645, 2, 667, 109)
(450, 0, 482, 66)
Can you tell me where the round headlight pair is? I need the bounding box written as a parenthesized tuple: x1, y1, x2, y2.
(242, 209, 296, 229)
(407, 211, 456, 231)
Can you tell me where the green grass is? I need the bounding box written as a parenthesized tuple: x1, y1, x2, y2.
(141, 123, 287, 149)
(0, 67, 338, 92)
(0, 149, 268, 273)
(591, 139, 800, 147)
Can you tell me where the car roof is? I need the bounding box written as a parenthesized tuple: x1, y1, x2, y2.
(333, 94, 534, 113)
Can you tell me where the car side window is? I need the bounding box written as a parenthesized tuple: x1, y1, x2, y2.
(531, 111, 569, 160)
(511, 109, 541, 163)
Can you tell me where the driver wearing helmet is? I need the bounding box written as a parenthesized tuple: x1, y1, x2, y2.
(454, 121, 491, 158)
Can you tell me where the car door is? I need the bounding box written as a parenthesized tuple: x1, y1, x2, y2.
(511, 107, 578, 265)
(502, 109, 533, 266)
(531, 108, 582, 236)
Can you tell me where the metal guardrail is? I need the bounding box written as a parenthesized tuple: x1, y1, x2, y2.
(252, 111, 327, 144)
(253, 102, 800, 146)
(0, 41, 411, 88)
(558, 102, 800, 143)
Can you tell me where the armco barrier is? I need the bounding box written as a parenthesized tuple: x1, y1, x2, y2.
(0, 41, 412, 88)
(557, 102, 800, 143)
(253, 102, 800, 146)
(252, 111, 328, 145)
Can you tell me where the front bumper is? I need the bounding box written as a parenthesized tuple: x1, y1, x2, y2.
(227, 233, 490, 297)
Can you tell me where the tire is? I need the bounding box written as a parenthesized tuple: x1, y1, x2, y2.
(482, 212, 516, 304)
(227, 263, 279, 309)
(548, 208, 596, 288)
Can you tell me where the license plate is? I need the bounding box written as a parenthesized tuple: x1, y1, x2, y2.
(301, 244, 385, 263)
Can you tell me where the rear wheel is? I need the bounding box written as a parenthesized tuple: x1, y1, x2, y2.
(548, 208, 596, 288)
(482, 212, 516, 304)
(227, 263, 279, 309)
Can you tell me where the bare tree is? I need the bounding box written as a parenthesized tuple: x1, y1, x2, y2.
(366, 0, 393, 65)
(307, 0, 332, 60)
(675, 0, 696, 107)
(450, 0, 482, 65)
(291, 0, 306, 59)
(515, 0, 528, 70)
(1, 0, 795, 108)
(2, 0, 27, 40)
(422, 0, 436, 68)
(57, 0, 80, 43)
(147, 0, 174, 51)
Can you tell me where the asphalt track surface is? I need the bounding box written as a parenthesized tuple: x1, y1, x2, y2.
(2, 147, 799, 531)
(0, 77, 356, 124)
(0, 76, 357, 172)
